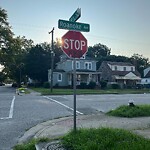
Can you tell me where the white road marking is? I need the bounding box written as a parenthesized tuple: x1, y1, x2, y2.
(0, 96, 15, 120)
(43, 96, 83, 115)
(9, 96, 15, 118)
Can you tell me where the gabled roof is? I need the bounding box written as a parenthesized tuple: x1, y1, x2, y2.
(59, 54, 97, 62)
(53, 69, 65, 72)
(105, 61, 133, 66)
(111, 70, 140, 77)
(145, 71, 150, 78)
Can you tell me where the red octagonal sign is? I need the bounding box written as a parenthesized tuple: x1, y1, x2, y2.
(61, 31, 87, 58)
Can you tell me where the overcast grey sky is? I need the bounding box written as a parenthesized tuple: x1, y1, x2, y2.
(1, 0, 150, 58)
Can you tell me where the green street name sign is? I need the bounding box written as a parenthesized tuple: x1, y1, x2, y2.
(58, 19, 90, 32)
(69, 8, 81, 22)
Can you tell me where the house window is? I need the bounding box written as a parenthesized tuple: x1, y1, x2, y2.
(76, 61, 80, 69)
(89, 63, 92, 70)
(84, 62, 92, 70)
(131, 67, 133, 71)
(85, 63, 88, 69)
(58, 73, 62, 82)
(115, 66, 117, 71)
(124, 67, 126, 71)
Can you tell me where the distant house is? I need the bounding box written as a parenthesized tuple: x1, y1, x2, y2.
(48, 55, 100, 87)
(98, 61, 141, 88)
(141, 67, 150, 85)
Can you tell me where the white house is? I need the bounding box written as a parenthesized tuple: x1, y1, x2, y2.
(48, 55, 100, 87)
(141, 67, 150, 85)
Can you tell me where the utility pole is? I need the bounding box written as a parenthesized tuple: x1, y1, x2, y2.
(49, 27, 54, 92)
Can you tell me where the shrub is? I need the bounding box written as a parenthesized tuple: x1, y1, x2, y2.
(100, 80, 107, 89)
(88, 81, 96, 89)
(111, 83, 120, 89)
(78, 82, 87, 89)
(43, 82, 50, 88)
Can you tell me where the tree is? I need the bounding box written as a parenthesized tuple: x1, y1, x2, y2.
(0, 71, 6, 83)
(0, 8, 34, 85)
(25, 44, 51, 83)
(87, 43, 111, 58)
(129, 54, 150, 77)
(0, 7, 13, 49)
(0, 7, 13, 70)
(2, 36, 33, 86)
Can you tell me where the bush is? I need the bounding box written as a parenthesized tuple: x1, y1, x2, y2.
(111, 83, 120, 89)
(100, 80, 107, 89)
(88, 81, 96, 89)
(27, 82, 42, 88)
(78, 82, 87, 89)
(43, 82, 50, 88)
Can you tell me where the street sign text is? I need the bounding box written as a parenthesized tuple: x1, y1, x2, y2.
(58, 19, 90, 32)
(69, 8, 81, 22)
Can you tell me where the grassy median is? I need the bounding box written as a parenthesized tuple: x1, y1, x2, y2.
(62, 128, 150, 150)
(107, 105, 150, 118)
(31, 88, 150, 95)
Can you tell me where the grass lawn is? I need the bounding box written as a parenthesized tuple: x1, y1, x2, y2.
(107, 105, 150, 118)
(62, 128, 150, 150)
(31, 87, 150, 95)
(14, 128, 150, 150)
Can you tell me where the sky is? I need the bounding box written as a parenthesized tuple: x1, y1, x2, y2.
(1, 0, 150, 59)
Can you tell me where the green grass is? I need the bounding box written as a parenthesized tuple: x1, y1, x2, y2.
(107, 105, 150, 118)
(62, 128, 150, 150)
(13, 138, 49, 150)
(31, 88, 150, 95)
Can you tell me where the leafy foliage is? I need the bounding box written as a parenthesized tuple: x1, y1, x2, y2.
(129, 54, 150, 77)
(87, 43, 111, 59)
(24, 44, 51, 83)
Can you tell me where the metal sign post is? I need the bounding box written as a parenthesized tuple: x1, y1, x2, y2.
(58, 8, 90, 132)
(73, 58, 77, 131)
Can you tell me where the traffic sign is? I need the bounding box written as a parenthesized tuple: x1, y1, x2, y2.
(61, 31, 87, 58)
(58, 19, 90, 32)
(69, 8, 81, 22)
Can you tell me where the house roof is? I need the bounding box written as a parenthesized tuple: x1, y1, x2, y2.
(53, 69, 65, 72)
(105, 61, 133, 66)
(145, 70, 150, 78)
(111, 70, 140, 77)
(59, 54, 97, 61)
(114, 75, 141, 80)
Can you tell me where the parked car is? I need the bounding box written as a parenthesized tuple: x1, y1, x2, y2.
(0, 82, 5, 86)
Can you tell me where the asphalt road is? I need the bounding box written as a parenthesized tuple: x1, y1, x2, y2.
(0, 86, 71, 150)
(0, 86, 150, 150)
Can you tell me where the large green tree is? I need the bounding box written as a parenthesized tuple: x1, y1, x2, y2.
(0, 8, 33, 85)
(25, 44, 51, 83)
(87, 43, 111, 58)
(129, 54, 150, 77)
(0, 7, 13, 49)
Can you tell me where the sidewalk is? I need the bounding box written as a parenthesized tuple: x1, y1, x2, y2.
(18, 112, 150, 149)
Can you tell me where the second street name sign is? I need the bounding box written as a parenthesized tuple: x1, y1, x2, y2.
(58, 19, 90, 32)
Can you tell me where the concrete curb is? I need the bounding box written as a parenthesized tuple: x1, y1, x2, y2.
(19, 113, 150, 145)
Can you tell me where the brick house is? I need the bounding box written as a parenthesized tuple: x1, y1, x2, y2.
(98, 61, 141, 88)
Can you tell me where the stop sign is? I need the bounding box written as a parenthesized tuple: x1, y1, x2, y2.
(61, 31, 87, 58)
